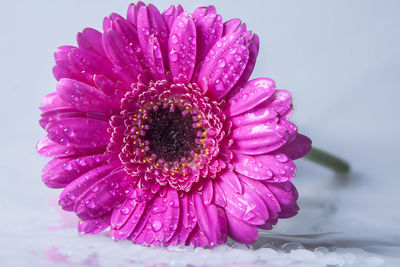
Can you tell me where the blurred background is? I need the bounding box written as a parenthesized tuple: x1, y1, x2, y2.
(0, 0, 399, 266)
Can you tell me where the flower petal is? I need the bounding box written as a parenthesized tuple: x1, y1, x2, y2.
(232, 153, 296, 182)
(230, 105, 278, 128)
(217, 177, 268, 225)
(126, 2, 146, 27)
(42, 154, 111, 188)
(226, 212, 258, 244)
(198, 30, 250, 100)
(36, 136, 102, 158)
(78, 212, 111, 234)
(219, 170, 242, 193)
(77, 28, 105, 56)
(192, 6, 223, 65)
(58, 163, 117, 211)
(276, 134, 312, 160)
(265, 181, 299, 218)
(56, 78, 119, 112)
(227, 78, 275, 117)
(137, 187, 180, 244)
(202, 180, 214, 205)
(264, 90, 293, 116)
(74, 168, 134, 220)
(168, 12, 197, 82)
(102, 29, 143, 84)
(162, 5, 184, 32)
(169, 193, 197, 246)
(40, 92, 71, 112)
(231, 123, 289, 155)
(192, 192, 227, 246)
(46, 117, 110, 148)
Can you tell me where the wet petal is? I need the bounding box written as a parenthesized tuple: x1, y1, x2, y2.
(276, 134, 312, 160)
(168, 12, 197, 82)
(77, 28, 106, 56)
(232, 152, 296, 182)
(231, 123, 289, 155)
(198, 29, 249, 100)
(265, 181, 299, 218)
(42, 154, 111, 188)
(230, 105, 278, 128)
(40, 92, 71, 112)
(126, 2, 146, 27)
(219, 170, 242, 193)
(59, 163, 117, 211)
(227, 78, 275, 117)
(202, 180, 214, 205)
(75, 168, 133, 220)
(78, 212, 111, 234)
(102, 29, 143, 84)
(36, 136, 103, 158)
(226, 212, 258, 244)
(192, 192, 227, 246)
(192, 6, 223, 64)
(169, 193, 196, 245)
(264, 90, 293, 116)
(57, 78, 119, 112)
(217, 177, 268, 225)
(162, 5, 184, 32)
(46, 117, 110, 148)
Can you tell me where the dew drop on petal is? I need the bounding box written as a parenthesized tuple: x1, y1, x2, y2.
(171, 34, 179, 44)
(151, 221, 162, 232)
(218, 58, 226, 68)
(121, 207, 130, 215)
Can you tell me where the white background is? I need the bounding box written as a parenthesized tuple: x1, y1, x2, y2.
(0, 0, 399, 266)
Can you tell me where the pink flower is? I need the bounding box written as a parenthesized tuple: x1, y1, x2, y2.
(38, 3, 311, 247)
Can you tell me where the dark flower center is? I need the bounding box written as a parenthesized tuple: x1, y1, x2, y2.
(145, 106, 199, 163)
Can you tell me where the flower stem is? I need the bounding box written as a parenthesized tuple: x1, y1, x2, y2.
(305, 147, 350, 174)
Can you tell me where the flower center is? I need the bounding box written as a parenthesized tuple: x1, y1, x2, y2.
(145, 105, 200, 163)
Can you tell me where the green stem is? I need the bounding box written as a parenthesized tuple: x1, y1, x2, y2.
(305, 147, 350, 174)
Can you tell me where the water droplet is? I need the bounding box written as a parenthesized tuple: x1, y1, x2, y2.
(142, 28, 150, 36)
(275, 154, 288, 163)
(85, 200, 96, 209)
(171, 34, 179, 44)
(121, 207, 130, 215)
(235, 54, 242, 62)
(266, 170, 273, 178)
(151, 221, 162, 232)
(218, 58, 226, 68)
(216, 41, 222, 48)
(91, 185, 99, 193)
(152, 206, 167, 214)
(169, 199, 179, 208)
(169, 51, 178, 62)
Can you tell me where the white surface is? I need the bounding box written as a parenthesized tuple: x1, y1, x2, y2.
(1, 0, 400, 266)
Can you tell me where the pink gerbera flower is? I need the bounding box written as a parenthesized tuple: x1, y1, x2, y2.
(38, 3, 311, 247)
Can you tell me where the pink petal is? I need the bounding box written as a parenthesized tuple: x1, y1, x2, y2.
(78, 212, 111, 234)
(59, 163, 117, 211)
(227, 78, 276, 117)
(102, 29, 143, 84)
(198, 30, 249, 100)
(110, 193, 137, 230)
(111, 197, 147, 240)
(169, 194, 197, 246)
(265, 181, 299, 218)
(46, 117, 110, 148)
(74, 168, 133, 220)
(276, 134, 312, 160)
(264, 90, 293, 116)
(238, 174, 281, 221)
(42, 154, 111, 188)
(230, 105, 278, 128)
(226, 213, 258, 244)
(213, 182, 226, 207)
(36, 136, 103, 158)
(40, 92, 71, 112)
(68, 48, 116, 83)
(217, 178, 268, 225)
(219, 171, 242, 193)
(56, 78, 119, 112)
(223, 19, 247, 36)
(232, 152, 296, 182)
(185, 225, 210, 247)
(162, 5, 184, 32)
(192, 6, 223, 64)
(168, 12, 197, 82)
(202, 180, 214, 205)
(126, 2, 146, 27)
(77, 28, 106, 57)
(52, 46, 83, 82)
(192, 192, 227, 246)
(231, 123, 289, 155)
(233, 34, 260, 90)
(137, 4, 169, 67)
(144, 35, 166, 80)
(137, 187, 180, 244)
